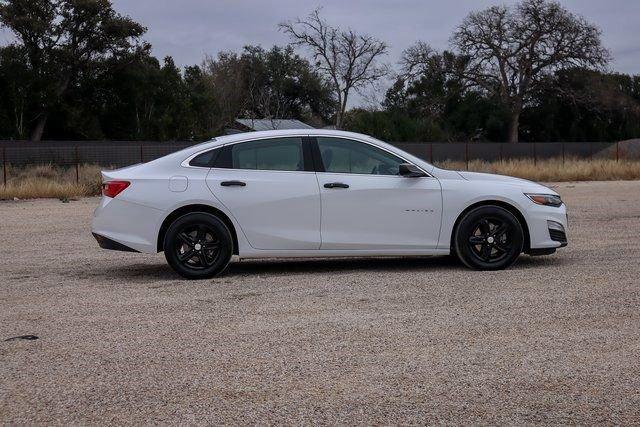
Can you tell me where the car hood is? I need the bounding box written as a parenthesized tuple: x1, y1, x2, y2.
(457, 171, 557, 195)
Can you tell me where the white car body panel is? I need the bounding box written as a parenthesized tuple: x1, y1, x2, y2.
(92, 129, 568, 260)
(316, 172, 442, 249)
(205, 168, 321, 250)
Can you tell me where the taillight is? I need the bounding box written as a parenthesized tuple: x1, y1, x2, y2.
(102, 180, 130, 198)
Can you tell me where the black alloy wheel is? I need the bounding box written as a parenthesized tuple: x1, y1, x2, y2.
(175, 224, 221, 269)
(164, 213, 233, 279)
(454, 206, 524, 270)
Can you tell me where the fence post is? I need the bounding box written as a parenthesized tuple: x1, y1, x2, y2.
(429, 143, 433, 163)
(562, 143, 565, 165)
(140, 145, 144, 163)
(533, 143, 537, 166)
(2, 147, 6, 188)
(465, 142, 469, 170)
(616, 141, 619, 162)
(499, 143, 503, 163)
(75, 146, 79, 183)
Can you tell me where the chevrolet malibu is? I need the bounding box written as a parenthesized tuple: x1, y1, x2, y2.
(92, 130, 568, 279)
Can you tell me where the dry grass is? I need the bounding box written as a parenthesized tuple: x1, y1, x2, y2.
(1, 158, 640, 200)
(0, 163, 103, 200)
(437, 158, 640, 182)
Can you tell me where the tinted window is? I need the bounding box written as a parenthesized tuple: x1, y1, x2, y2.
(227, 137, 304, 171)
(189, 149, 219, 167)
(317, 137, 405, 175)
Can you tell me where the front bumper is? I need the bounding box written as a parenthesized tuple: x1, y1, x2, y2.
(547, 219, 568, 247)
(525, 202, 568, 251)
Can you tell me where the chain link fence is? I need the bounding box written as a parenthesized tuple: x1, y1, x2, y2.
(1, 139, 638, 187)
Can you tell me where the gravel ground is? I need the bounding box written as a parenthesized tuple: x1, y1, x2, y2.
(1, 181, 639, 425)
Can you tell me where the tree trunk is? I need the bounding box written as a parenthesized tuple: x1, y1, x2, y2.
(507, 109, 520, 143)
(30, 112, 49, 142)
(14, 103, 26, 139)
(334, 94, 343, 129)
(335, 91, 349, 129)
(29, 76, 70, 141)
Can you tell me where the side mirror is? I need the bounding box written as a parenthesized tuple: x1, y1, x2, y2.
(399, 163, 427, 178)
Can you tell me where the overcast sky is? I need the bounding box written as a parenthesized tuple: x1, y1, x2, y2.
(3, 0, 639, 105)
(104, 0, 639, 71)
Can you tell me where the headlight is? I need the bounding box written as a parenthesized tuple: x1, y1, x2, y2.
(525, 193, 563, 207)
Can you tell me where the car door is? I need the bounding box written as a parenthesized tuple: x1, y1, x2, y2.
(205, 136, 321, 250)
(313, 136, 442, 250)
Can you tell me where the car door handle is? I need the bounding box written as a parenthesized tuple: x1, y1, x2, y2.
(220, 180, 246, 187)
(324, 182, 349, 189)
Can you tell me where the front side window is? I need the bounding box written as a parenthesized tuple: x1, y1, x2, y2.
(317, 137, 405, 175)
(219, 137, 304, 171)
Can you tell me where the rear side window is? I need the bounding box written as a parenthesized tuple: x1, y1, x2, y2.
(189, 148, 219, 167)
(215, 137, 304, 171)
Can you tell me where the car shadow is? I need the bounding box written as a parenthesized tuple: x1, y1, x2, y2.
(82, 254, 565, 283)
(228, 254, 565, 276)
(226, 255, 462, 276)
(89, 256, 462, 283)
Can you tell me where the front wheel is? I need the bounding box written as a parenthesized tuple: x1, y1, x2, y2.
(163, 212, 233, 279)
(454, 206, 524, 270)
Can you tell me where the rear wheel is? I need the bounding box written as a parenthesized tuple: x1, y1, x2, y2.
(163, 212, 233, 279)
(454, 206, 524, 270)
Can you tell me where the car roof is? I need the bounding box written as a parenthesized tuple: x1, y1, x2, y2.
(204, 129, 377, 147)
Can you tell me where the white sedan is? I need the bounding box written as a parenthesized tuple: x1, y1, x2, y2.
(92, 130, 567, 279)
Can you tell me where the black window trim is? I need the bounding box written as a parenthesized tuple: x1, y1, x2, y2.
(183, 134, 432, 177)
(308, 136, 432, 178)
(183, 135, 314, 172)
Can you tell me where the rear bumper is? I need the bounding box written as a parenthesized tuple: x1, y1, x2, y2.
(91, 196, 164, 253)
(92, 232, 139, 252)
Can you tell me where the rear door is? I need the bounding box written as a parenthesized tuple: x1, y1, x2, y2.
(205, 136, 321, 250)
(313, 137, 442, 250)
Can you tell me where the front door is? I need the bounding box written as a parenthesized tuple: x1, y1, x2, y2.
(205, 136, 321, 250)
(314, 137, 442, 250)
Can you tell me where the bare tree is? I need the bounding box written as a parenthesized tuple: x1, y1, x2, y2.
(280, 9, 388, 128)
(396, 42, 471, 121)
(201, 52, 248, 132)
(451, 0, 609, 143)
(400, 41, 437, 82)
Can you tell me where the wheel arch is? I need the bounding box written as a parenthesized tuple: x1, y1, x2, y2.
(157, 204, 239, 255)
(450, 200, 530, 252)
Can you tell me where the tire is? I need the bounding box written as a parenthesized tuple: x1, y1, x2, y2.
(454, 206, 524, 271)
(163, 212, 233, 279)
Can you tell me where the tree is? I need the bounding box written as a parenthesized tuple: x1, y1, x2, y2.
(183, 65, 220, 140)
(280, 9, 388, 128)
(194, 45, 336, 137)
(199, 51, 247, 136)
(451, 0, 609, 142)
(0, 45, 33, 138)
(399, 43, 469, 121)
(522, 69, 640, 141)
(0, 0, 146, 140)
(238, 45, 335, 124)
(374, 42, 507, 142)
